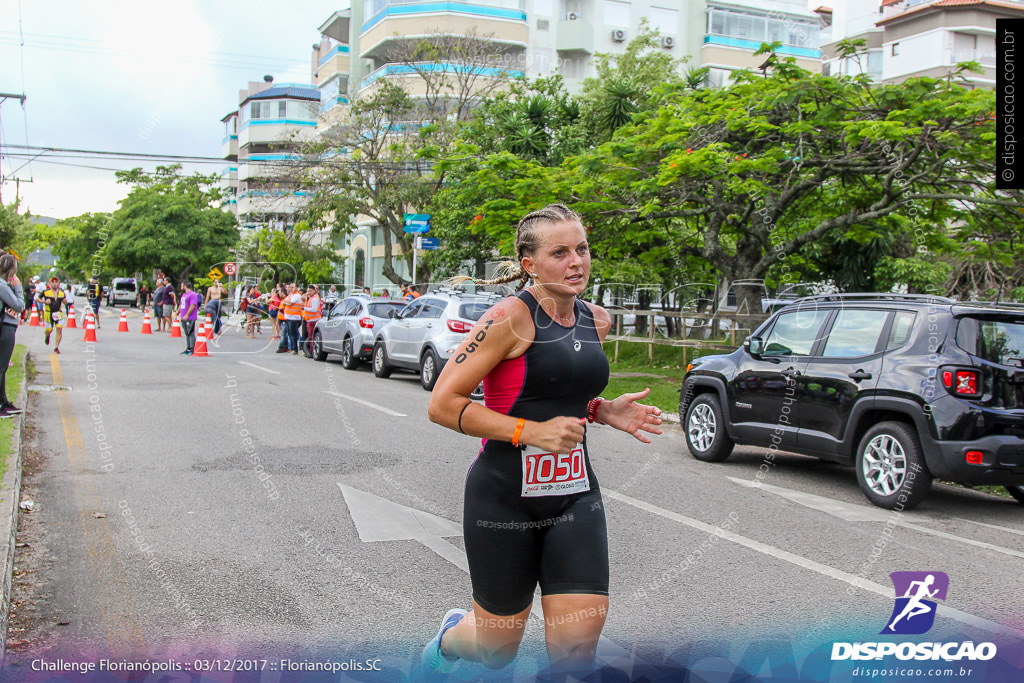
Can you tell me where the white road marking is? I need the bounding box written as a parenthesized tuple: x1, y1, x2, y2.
(952, 517, 1024, 538)
(729, 477, 1024, 560)
(602, 488, 1020, 637)
(324, 390, 406, 417)
(236, 361, 280, 375)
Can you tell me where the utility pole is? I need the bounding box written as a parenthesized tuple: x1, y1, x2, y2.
(0, 92, 28, 206)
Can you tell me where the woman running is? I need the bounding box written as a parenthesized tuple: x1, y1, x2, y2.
(423, 204, 663, 678)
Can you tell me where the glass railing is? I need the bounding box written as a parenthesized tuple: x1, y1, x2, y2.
(359, 60, 524, 89)
(365, 0, 524, 16)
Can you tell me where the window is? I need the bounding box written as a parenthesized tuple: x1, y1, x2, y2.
(763, 309, 829, 357)
(649, 6, 677, 34)
(279, 101, 288, 117)
(402, 300, 426, 319)
(604, 0, 630, 26)
(957, 317, 1024, 367)
(421, 300, 446, 319)
(822, 309, 890, 358)
(892, 42, 901, 56)
(887, 311, 917, 349)
(353, 248, 365, 288)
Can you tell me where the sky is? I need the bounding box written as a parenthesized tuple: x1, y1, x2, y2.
(0, 0, 345, 220)
(1, 0, 825, 221)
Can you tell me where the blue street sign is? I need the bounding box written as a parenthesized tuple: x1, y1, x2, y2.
(403, 213, 431, 233)
(418, 237, 440, 250)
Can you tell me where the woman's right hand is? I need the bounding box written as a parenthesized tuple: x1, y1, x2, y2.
(10, 274, 20, 286)
(521, 416, 586, 454)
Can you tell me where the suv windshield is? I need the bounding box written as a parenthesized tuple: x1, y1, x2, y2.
(459, 301, 493, 321)
(956, 316, 1024, 367)
(368, 302, 404, 317)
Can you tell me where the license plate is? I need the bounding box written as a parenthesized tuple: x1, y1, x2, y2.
(521, 445, 590, 497)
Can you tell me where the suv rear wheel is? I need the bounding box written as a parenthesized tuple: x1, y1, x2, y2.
(855, 421, 932, 510)
(684, 393, 734, 462)
(341, 337, 359, 370)
(420, 349, 440, 391)
(372, 342, 392, 378)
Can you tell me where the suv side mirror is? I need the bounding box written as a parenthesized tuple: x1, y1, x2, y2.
(746, 336, 764, 357)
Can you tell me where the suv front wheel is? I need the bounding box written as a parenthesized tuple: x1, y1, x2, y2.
(372, 342, 393, 378)
(855, 421, 932, 510)
(420, 349, 440, 391)
(684, 393, 734, 462)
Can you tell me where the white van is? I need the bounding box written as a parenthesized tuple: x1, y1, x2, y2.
(108, 278, 138, 307)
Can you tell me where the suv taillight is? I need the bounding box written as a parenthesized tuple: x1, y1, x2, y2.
(448, 319, 472, 333)
(941, 368, 981, 397)
(359, 317, 374, 329)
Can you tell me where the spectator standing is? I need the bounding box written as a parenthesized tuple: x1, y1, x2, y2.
(139, 282, 150, 308)
(87, 277, 102, 328)
(152, 278, 166, 331)
(362, 286, 371, 295)
(277, 283, 302, 355)
(301, 285, 322, 357)
(268, 284, 282, 340)
(0, 254, 25, 418)
(245, 284, 261, 338)
(178, 282, 200, 355)
(162, 280, 177, 331)
(21, 277, 35, 322)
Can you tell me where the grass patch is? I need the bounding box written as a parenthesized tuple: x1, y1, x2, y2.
(0, 345, 28, 481)
(601, 340, 737, 414)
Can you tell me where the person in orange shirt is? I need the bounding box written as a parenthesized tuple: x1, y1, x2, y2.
(301, 285, 322, 358)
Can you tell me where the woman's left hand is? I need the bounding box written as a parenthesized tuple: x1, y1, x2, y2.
(599, 388, 663, 444)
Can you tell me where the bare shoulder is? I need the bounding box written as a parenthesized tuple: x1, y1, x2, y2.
(584, 301, 612, 341)
(479, 295, 534, 358)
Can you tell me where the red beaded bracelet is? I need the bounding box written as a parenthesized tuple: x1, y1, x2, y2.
(587, 398, 605, 424)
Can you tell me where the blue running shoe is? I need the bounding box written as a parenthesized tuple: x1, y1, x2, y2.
(421, 608, 468, 675)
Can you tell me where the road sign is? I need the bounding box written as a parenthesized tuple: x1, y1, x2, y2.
(403, 213, 430, 233)
(208, 267, 224, 280)
(418, 237, 440, 250)
(224, 262, 237, 276)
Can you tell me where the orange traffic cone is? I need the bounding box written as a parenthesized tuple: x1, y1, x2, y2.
(205, 313, 214, 340)
(28, 304, 40, 327)
(66, 303, 77, 329)
(82, 309, 97, 342)
(117, 309, 129, 332)
(192, 318, 209, 357)
(170, 313, 182, 338)
(140, 308, 153, 334)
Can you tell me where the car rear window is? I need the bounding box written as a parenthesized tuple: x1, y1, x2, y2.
(368, 302, 404, 317)
(114, 282, 135, 291)
(459, 302, 493, 321)
(956, 316, 1024, 367)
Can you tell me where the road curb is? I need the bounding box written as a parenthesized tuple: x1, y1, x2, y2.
(0, 347, 30, 666)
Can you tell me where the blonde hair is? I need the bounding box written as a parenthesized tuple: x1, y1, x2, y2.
(450, 204, 583, 292)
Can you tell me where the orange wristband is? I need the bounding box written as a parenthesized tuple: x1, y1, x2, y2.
(511, 418, 526, 447)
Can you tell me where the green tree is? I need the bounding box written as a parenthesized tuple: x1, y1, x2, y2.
(104, 165, 239, 282)
(40, 212, 114, 282)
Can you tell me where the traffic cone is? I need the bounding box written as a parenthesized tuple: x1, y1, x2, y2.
(170, 313, 182, 338)
(66, 303, 77, 329)
(82, 309, 97, 342)
(140, 308, 153, 334)
(192, 318, 209, 357)
(117, 309, 129, 332)
(28, 305, 40, 327)
(205, 313, 214, 340)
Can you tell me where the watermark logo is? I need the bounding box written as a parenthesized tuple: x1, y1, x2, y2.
(881, 571, 949, 635)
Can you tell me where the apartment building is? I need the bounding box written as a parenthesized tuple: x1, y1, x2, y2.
(822, 0, 1024, 88)
(220, 77, 319, 230)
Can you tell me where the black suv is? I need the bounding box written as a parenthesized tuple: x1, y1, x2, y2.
(680, 294, 1024, 510)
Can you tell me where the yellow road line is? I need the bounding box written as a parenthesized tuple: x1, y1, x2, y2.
(50, 354, 147, 656)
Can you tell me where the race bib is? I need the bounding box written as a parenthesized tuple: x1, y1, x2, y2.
(521, 445, 590, 497)
(51, 311, 62, 321)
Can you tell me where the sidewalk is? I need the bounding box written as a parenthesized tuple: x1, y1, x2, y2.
(0, 345, 29, 667)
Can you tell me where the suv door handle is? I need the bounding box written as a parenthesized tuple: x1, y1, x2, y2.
(781, 367, 801, 379)
(848, 369, 873, 381)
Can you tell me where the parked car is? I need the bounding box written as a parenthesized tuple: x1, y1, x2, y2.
(108, 278, 138, 307)
(679, 293, 1024, 510)
(72, 284, 88, 297)
(311, 295, 405, 368)
(372, 289, 503, 391)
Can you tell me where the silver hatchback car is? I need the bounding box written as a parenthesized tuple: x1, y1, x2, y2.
(372, 289, 503, 390)
(311, 295, 406, 368)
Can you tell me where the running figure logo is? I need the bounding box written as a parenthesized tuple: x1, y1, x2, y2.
(881, 571, 949, 635)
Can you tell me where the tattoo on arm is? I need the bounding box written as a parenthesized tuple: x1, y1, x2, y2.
(454, 319, 494, 364)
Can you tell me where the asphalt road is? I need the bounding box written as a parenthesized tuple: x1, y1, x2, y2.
(2, 306, 1023, 681)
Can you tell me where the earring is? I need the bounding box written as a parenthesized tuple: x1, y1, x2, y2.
(531, 273, 538, 277)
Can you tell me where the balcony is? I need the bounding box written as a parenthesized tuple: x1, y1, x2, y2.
(556, 17, 594, 54)
(358, 60, 524, 93)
